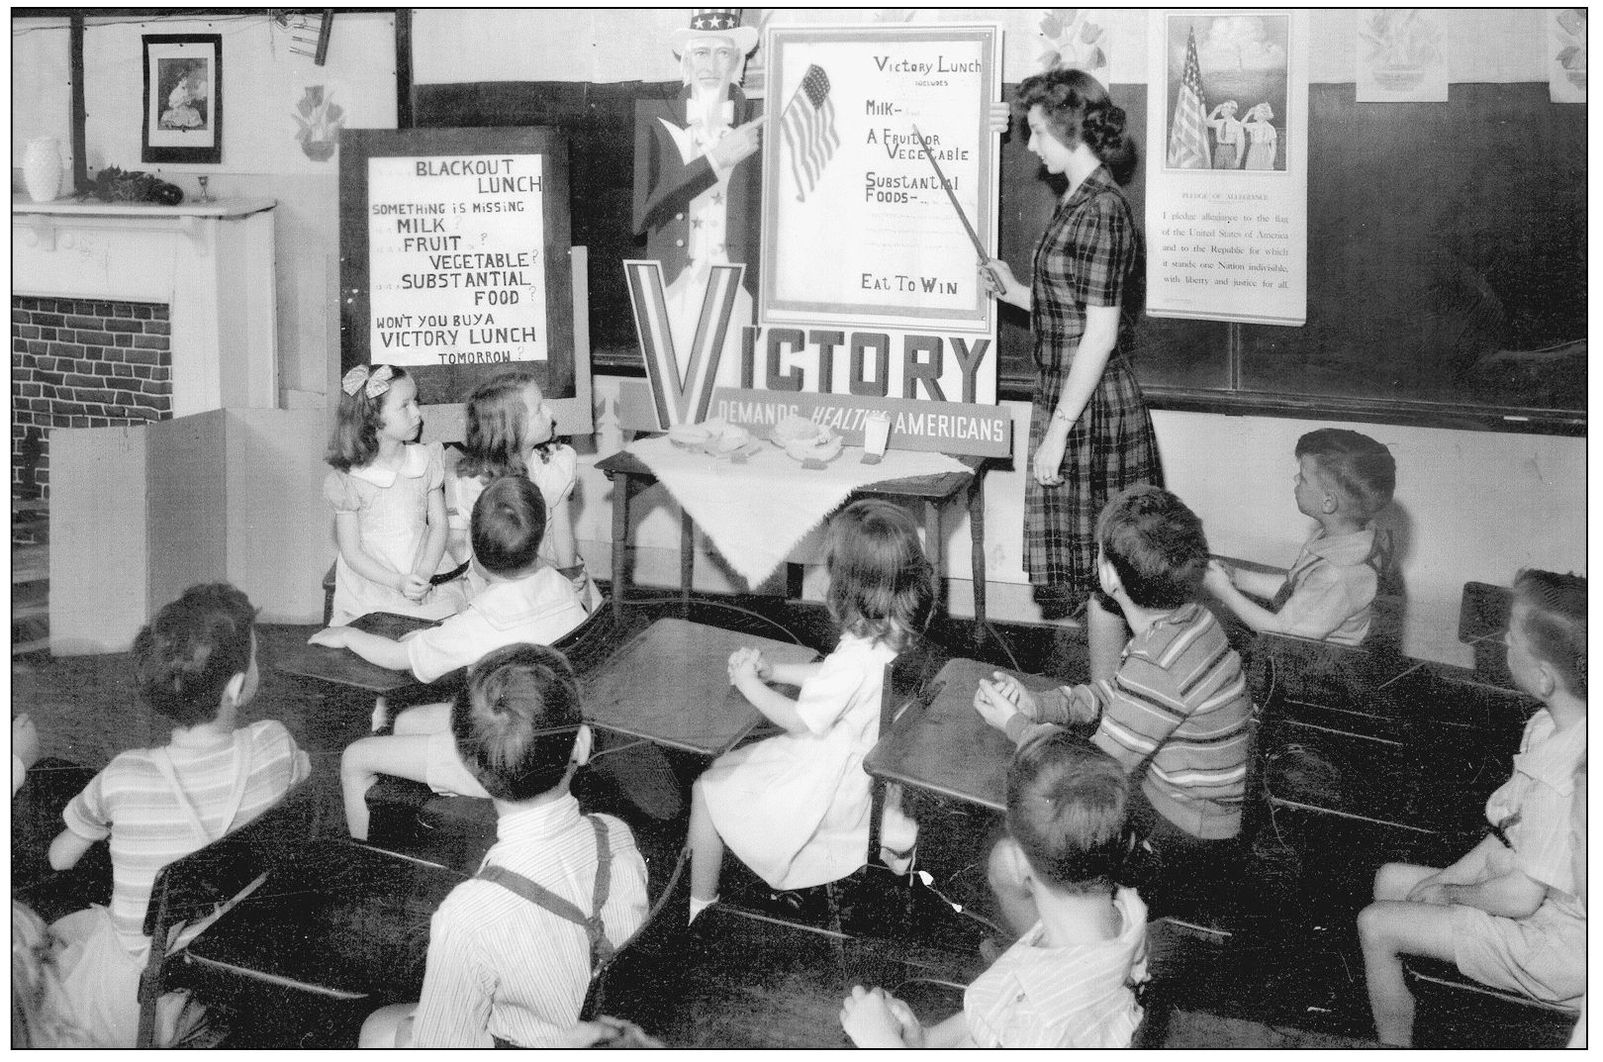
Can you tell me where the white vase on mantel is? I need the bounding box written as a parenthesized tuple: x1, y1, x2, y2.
(23, 137, 63, 203)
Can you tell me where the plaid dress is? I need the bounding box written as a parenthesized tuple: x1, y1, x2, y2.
(1025, 166, 1162, 594)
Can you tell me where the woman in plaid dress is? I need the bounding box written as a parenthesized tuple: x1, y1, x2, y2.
(984, 70, 1162, 678)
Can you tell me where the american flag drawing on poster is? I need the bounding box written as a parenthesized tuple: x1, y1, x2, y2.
(1166, 26, 1212, 168)
(780, 64, 839, 200)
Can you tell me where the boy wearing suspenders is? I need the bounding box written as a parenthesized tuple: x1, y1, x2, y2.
(362, 643, 649, 1048)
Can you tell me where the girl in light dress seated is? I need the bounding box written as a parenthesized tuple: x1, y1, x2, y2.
(444, 370, 600, 611)
(323, 364, 463, 625)
(685, 499, 934, 923)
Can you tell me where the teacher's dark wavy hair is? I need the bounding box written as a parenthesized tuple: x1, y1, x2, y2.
(1015, 68, 1137, 184)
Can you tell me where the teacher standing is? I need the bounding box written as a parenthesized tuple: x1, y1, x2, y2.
(983, 69, 1162, 680)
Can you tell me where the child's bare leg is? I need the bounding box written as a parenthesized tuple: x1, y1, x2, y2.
(340, 735, 436, 841)
(393, 701, 452, 736)
(1356, 891, 1459, 1046)
(986, 837, 1039, 941)
(1372, 861, 1439, 902)
(688, 778, 725, 904)
(1086, 592, 1127, 684)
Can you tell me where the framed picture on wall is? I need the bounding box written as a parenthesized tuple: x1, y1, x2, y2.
(142, 34, 222, 164)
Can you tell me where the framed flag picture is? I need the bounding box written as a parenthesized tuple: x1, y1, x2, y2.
(1144, 10, 1309, 326)
(758, 24, 1002, 334)
(142, 34, 222, 164)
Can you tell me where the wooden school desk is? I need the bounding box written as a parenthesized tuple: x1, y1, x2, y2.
(274, 612, 441, 696)
(863, 657, 1068, 813)
(596, 449, 990, 630)
(582, 617, 818, 757)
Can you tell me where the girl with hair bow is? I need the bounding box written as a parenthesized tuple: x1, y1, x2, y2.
(322, 364, 463, 625)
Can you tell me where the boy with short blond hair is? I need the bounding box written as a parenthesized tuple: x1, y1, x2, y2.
(841, 732, 1148, 1048)
(1357, 570, 1585, 1046)
(1206, 428, 1396, 646)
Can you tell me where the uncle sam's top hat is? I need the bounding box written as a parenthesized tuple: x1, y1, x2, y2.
(670, 9, 759, 55)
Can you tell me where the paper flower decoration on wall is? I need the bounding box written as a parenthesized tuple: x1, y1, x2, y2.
(294, 85, 345, 162)
(1037, 9, 1108, 76)
(1555, 9, 1586, 86)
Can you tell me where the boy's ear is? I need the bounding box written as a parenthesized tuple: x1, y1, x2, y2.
(1320, 491, 1339, 515)
(222, 671, 248, 708)
(569, 723, 594, 767)
(1531, 659, 1558, 700)
(994, 836, 1034, 890)
(1096, 551, 1123, 599)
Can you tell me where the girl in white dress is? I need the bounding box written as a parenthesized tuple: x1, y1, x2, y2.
(686, 500, 935, 921)
(323, 365, 461, 625)
(444, 370, 600, 610)
(1243, 102, 1279, 170)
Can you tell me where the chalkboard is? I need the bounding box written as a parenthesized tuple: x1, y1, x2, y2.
(413, 79, 1585, 433)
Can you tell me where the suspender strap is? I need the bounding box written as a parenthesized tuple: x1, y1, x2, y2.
(149, 736, 252, 846)
(474, 816, 615, 970)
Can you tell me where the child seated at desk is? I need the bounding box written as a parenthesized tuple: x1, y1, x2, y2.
(974, 486, 1252, 913)
(1204, 428, 1396, 646)
(312, 475, 588, 839)
(840, 732, 1148, 1048)
(686, 499, 934, 921)
(1357, 569, 1585, 1046)
(445, 369, 600, 610)
(359, 643, 649, 1048)
(46, 583, 311, 1046)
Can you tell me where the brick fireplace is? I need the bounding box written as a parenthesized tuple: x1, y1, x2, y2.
(12, 295, 173, 499)
(11, 195, 280, 498)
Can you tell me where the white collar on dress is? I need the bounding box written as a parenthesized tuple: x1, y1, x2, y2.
(348, 442, 430, 487)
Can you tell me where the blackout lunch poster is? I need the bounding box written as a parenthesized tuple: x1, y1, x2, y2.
(366, 154, 550, 366)
(759, 25, 1000, 334)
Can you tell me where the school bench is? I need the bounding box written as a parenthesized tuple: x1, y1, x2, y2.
(11, 756, 108, 919)
(359, 602, 622, 864)
(137, 781, 469, 1048)
(1244, 630, 1579, 1047)
(1399, 956, 1579, 1048)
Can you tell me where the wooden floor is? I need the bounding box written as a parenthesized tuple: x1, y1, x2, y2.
(10, 592, 1414, 1048)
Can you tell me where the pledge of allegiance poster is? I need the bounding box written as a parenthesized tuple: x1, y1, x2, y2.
(760, 25, 1000, 342)
(1145, 11, 1308, 326)
(366, 154, 549, 366)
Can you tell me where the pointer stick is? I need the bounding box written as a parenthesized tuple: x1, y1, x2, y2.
(910, 123, 996, 287)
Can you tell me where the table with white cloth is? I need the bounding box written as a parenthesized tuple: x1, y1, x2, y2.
(597, 439, 990, 632)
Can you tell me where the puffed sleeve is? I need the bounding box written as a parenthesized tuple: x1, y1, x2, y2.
(1071, 190, 1135, 309)
(323, 470, 361, 513)
(422, 442, 446, 492)
(530, 445, 579, 509)
(794, 645, 873, 736)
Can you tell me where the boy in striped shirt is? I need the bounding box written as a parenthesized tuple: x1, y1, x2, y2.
(841, 733, 1148, 1047)
(974, 485, 1252, 927)
(46, 583, 311, 1045)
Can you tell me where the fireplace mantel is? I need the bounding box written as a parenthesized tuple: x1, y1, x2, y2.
(12, 195, 278, 414)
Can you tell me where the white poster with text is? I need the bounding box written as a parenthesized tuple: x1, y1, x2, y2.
(367, 153, 549, 366)
(1145, 10, 1308, 326)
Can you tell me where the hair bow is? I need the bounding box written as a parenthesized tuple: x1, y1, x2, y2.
(340, 364, 394, 399)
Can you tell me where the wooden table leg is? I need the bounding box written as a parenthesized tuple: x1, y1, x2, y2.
(925, 500, 946, 617)
(969, 467, 987, 642)
(610, 472, 632, 623)
(680, 509, 694, 615)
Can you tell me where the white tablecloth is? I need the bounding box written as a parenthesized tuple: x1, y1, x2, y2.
(627, 437, 969, 588)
